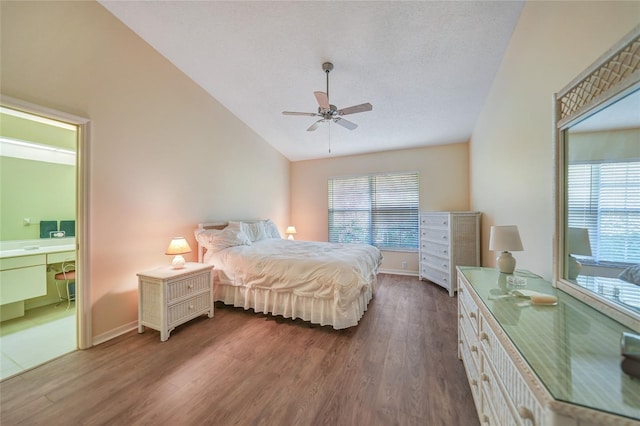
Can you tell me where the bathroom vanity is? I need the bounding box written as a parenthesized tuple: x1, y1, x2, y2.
(0, 238, 75, 320)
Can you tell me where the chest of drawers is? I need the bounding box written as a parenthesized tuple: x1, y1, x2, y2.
(419, 211, 480, 296)
(137, 262, 213, 341)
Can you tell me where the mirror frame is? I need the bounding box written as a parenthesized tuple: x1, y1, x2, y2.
(553, 24, 640, 332)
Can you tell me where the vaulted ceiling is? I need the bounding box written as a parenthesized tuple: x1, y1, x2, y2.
(99, 1, 524, 161)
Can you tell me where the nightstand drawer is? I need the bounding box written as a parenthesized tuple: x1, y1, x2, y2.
(167, 292, 212, 327)
(167, 272, 211, 303)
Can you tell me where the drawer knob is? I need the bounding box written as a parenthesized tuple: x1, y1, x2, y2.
(518, 406, 535, 422)
(470, 379, 478, 386)
(189, 305, 194, 310)
(471, 345, 478, 353)
(480, 332, 489, 342)
(469, 311, 477, 319)
(481, 373, 490, 383)
(188, 284, 194, 289)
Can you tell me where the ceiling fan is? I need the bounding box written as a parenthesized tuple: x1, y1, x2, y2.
(283, 62, 373, 132)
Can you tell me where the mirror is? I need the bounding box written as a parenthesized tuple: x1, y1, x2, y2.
(554, 25, 640, 331)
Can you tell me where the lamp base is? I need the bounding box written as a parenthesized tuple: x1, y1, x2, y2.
(567, 255, 581, 280)
(287, 235, 294, 240)
(496, 251, 516, 274)
(171, 255, 186, 269)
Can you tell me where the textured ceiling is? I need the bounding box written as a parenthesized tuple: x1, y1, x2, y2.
(99, 1, 524, 161)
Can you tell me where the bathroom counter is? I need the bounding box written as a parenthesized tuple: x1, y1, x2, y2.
(0, 239, 76, 321)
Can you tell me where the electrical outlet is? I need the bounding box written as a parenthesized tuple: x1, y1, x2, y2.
(23, 218, 31, 226)
(402, 261, 408, 269)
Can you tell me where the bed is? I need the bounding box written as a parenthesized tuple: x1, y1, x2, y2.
(195, 220, 382, 329)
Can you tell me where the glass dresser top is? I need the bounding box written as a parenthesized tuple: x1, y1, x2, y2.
(458, 266, 640, 421)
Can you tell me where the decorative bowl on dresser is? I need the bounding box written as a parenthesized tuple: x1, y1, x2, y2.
(457, 266, 640, 425)
(419, 211, 481, 296)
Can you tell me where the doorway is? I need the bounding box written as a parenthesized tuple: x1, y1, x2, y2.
(0, 97, 90, 379)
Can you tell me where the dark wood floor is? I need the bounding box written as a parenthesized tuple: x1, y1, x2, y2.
(0, 274, 479, 425)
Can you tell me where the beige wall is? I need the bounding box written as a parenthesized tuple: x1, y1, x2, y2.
(470, 1, 639, 280)
(1, 1, 290, 341)
(291, 143, 471, 274)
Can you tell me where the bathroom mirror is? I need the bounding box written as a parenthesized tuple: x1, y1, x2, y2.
(554, 25, 640, 331)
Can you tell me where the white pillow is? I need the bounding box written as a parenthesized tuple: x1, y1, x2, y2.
(230, 220, 269, 242)
(264, 219, 281, 239)
(194, 225, 251, 253)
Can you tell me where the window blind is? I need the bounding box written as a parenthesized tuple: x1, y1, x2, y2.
(328, 172, 419, 250)
(567, 160, 640, 264)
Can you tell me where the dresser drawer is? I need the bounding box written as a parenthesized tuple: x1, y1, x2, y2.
(166, 271, 211, 303)
(459, 281, 479, 334)
(459, 325, 481, 409)
(421, 241, 450, 258)
(420, 227, 450, 243)
(421, 265, 451, 288)
(459, 301, 479, 356)
(167, 292, 212, 327)
(480, 355, 520, 426)
(423, 256, 450, 273)
(420, 213, 449, 228)
(479, 315, 544, 426)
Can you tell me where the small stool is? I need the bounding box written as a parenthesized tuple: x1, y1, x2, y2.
(54, 262, 76, 310)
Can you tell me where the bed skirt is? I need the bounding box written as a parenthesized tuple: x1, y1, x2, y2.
(214, 275, 376, 330)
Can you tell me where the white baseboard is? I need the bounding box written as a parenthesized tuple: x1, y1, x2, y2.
(379, 268, 419, 277)
(92, 320, 138, 346)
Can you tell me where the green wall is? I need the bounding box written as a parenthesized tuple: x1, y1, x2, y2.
(0, 112, 76, 241)
(0, 113, 75, 150)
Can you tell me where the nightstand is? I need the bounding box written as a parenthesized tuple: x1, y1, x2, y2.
(137, 262, 213, 341)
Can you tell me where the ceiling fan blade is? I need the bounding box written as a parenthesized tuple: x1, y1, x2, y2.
(334, 117, 358, 130)
(307, 119, 325, 132)
(282, 111, 318, 117)
(338, 103, 373, 116)
(314, 91, 329, 110)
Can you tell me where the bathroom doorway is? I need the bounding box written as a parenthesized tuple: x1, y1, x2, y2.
(0, 99, 89, 379)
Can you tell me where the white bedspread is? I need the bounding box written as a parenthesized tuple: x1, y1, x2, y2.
(204, 239, 382, 325)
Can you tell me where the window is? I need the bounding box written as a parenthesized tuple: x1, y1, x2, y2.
(567, 160, 640, 264)
(328, 172, 419, 250)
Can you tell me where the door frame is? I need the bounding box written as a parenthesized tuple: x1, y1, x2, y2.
(1, 95, 91, 349)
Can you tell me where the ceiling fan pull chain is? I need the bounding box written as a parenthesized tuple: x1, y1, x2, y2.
(328, 122, 332, 154)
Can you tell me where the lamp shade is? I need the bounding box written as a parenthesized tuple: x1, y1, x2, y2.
(165, 237, 192, 255)
(286, 226, 297, 240)
(567, 227, 592, 256)
(489, 226, 524, 252)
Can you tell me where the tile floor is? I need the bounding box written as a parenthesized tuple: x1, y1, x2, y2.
(0, 303, 76, 380)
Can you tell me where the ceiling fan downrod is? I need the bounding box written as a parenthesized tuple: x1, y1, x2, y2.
(322, 62, 333, 102)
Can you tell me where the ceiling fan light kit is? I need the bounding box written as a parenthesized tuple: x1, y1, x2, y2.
(283, 62, 372, 132)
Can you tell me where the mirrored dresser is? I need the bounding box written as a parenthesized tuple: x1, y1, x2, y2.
(457, 266, 640, 426)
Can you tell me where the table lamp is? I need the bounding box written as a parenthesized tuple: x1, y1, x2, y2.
(165, 237, 192, 269)
(286, 226, 297, 240)
(567, 227, 592, 279)
(489, 225, 524, 274)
